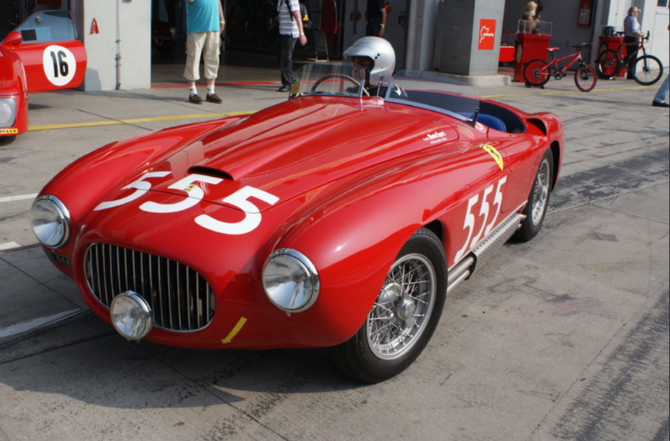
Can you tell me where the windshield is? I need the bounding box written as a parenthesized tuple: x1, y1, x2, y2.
(13, 11, 76, 44)
(291, 63, 482, 126)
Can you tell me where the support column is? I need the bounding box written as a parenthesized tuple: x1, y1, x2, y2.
(433, 0, 506, 76)
(73, 0, 151, 91)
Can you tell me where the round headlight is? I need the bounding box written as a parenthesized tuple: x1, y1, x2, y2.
(30, 195, 70, 249)
(110, 291, 153, 341)
(0, 98, 17, 127)
(263, 249, 320, 313)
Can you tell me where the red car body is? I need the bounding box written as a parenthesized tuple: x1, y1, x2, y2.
(0, 11, 86, 138)
(33, 67, 564, 381)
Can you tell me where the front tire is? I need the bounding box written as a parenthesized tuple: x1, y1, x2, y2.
(331, 228, 447, 383)
(524, 59, 551, 87)
(574, 65, 597, 92)
(513, 149, 554, 242)
(632, 55, 663, 86)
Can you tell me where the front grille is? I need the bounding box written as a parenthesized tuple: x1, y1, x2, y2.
(84, 243, 214, 332)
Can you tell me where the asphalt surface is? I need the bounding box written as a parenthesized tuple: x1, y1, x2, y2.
(0, 60, 668, 441)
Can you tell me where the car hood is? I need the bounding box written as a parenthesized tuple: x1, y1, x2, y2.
(144, 96, 461, 209)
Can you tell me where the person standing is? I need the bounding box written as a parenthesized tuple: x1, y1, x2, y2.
(623, 6, 644, 80)
(365, 0, 387, 37)
(184, 0, 225, 104)
(277, 0, 307, 92)
(652, 25, 669, 108)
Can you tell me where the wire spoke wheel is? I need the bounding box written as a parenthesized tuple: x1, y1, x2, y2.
(367, 253, 436, 360)
(575, 65, 597, 92)
(530, 158, 551, 225)
(632, 55, 663, 86)
(514, 149, 554, 242)
(331, 228, 447, 383)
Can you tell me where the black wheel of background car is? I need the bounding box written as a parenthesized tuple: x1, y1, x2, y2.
(574, 65, 597, 92)
(0, 136, 17, 146)
(311, 74, 370, 96)
(513, 149, 554, 242)
(524, 59, 551, 88)
(331, 227, 447, 383)
(632, 55, 663, 86)
(596, 49, 620, 79)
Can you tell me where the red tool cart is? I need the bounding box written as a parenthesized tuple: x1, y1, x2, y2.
(513, 20, 553, 82)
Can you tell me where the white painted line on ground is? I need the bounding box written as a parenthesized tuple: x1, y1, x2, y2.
(0, 309, 82, 338)
(0, 242, 22, 251)
(0, 193, 38, 204)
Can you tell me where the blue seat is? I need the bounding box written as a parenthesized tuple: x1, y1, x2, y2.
(458, 112, 507, 132)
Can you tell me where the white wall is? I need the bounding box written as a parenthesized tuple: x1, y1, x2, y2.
(604, 0, 669, 66)
(73, 0, 151, 91)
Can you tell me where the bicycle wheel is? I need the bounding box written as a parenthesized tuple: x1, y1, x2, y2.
(632, 55, 663, 86)
(574, 65, 597, 92)
(596, 49, 620, 79)
(524, 59, 551, 87)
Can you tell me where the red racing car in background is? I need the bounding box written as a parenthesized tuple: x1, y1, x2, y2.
(31, 59, 564, 382)
(0, 11, 86, 141)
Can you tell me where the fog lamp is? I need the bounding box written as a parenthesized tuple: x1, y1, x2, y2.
(110, 291, 153, 341)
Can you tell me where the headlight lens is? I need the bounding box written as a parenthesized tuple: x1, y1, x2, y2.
(0, 98, 17, 127)
(263, 249, 320, 313)
(110, 291, 153, 341)
(30, 195, 70, 249)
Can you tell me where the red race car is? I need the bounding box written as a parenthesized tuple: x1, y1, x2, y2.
(0, 11, 86, 140)
(31, 43, 563, 382)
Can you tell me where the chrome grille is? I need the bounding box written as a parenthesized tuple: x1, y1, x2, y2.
(84, 243, 214, 332)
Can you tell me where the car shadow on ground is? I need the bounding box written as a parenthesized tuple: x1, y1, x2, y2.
(0, 309, 364, 410)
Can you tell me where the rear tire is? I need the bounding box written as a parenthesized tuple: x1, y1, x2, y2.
(523, 59, 551, 88)
(575, 65, 597, 92)
(596, 49, 620, 79)
(331, 228, 447, 383)
(513, 149, 554, 242)
(632, 55, 663, 86)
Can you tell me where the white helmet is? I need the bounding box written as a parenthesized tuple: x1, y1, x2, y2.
(343, 37, 396, 87)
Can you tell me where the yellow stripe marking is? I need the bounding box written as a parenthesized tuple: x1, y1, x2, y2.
(482, 85, 649, 99)
(221, 317, 248, 344)
(28, 111, 253, 132)
(25, 85, 647, 133)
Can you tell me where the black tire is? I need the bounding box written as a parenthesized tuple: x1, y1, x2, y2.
(523, 59, 551, 87)
(596, 49, 620, 79)
(632, 55, 663, 86)
(331, 228, 447, 383)
(513, 149, 554, 242)
(574, 65, 597, 92)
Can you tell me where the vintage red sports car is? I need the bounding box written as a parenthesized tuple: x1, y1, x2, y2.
(0, 11, 86, 140)
(31, 63, 564, 382)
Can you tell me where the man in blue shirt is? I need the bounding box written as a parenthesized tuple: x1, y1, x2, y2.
(184, 0, 225, 104)
(623, 6, 643, 80)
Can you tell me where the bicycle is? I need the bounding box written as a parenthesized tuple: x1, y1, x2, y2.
(524, 43, 597, 92)
(596, 31, 663, 86)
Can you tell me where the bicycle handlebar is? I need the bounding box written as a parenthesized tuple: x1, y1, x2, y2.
(572, 43, 593, 49)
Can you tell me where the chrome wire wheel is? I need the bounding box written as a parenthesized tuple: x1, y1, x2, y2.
(531, 158, 551, 226)
(366, 253, 436, 360)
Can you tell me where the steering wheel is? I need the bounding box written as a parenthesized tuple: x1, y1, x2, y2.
(311, 74, 370, 96)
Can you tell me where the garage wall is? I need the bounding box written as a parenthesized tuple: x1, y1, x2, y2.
(72, 0, 151, 91)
